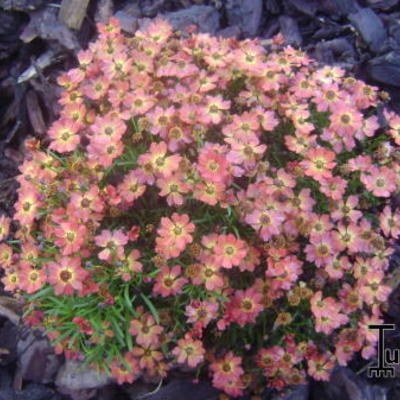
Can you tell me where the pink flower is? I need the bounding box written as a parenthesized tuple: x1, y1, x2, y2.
(197, 147, 229, 183)
(156, 213, 195, 259)
(95, 229, 128, 261)
(214, 234, 247, 269)
(185, 300, 218, 330)
(380, 206, 400, 238)
(19, 267, 46, 294)
(230, 287, 263, 327)
(199, 95, 230, 125)
(319, 176, 347, 200)
(331, 195, 362, 222)
(310, 291, 349, 334)
(361, 166, 397, 197)
(245, 208, 285, 241)
(110, 353, 140, 385)
(172, 334, 205, 368)
(47, 257, 88, 295)
(210, 352, 244, 389)
(304, 233, 337, 268)
(68, 185, 104, 221)
(129, 314, 163, 347)
(54, 221, 87, 256)
(153, 265, 187, 297)
(118, 171, 146, 204)
(0, 214, 11, 241)
(48, 119, 81, 153)
(307, 352, 335, 381)
(301, 147, 336, 181)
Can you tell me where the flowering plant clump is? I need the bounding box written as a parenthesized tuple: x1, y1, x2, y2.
(1, 17, 400, 396)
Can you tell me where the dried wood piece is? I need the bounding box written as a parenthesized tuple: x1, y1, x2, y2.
(0, 95, 18, 130)
(114, 11, 138, 34)
(56, 359, 111, 390)
(319, 0, 360, 16)
(285, 0, 318, 16)
(20, 8, 79, 50)
(95, 0, 114, 23)
(163, 5, 220, 35)
(226, 0, 263, 38)
(17, 330, 62, 384)
(17, 50, 58, 84)
(367, 51, 400, 87)
(58, 0, 90, 31)
(348, 7, 388, 54)
(30, 80, 62, 122)
(0, 0, 46, 11)
(26, 90, 46, 136)
(142, 0, 166, 17)
(279, 15, 302, 46)
(0, 296, 21, 325)
(0, 9, 23, 35)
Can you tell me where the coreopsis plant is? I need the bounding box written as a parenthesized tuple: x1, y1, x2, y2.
(1, 16, 400, 397)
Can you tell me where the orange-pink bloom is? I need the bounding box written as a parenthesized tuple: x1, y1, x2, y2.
(172, 334, 205, 368)
(301, 147, 336, 181)
(47, 256, 88, 295)
(214, 234, 247, 269)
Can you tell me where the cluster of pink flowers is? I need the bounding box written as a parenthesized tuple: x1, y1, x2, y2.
(1, 17, 400, 397)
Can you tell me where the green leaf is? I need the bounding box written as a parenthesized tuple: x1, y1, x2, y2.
(110, 316, 126, 347)
(67, 331, 81, 349)
(126, 328, 133, 351)
(123, 285, 136, 314)
(232, 225, 240, 239)
(6, 239, 21, 244)
(48, 329, 73, 345)
(47, 150, 68, 167)
(26, 286, 53, 301)
(140, 293, 160, 324)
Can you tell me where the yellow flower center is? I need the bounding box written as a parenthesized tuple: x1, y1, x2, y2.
(317, 244, 329, 256)
(340, 114, 351, 124)
(30, 272, 39, 281)
(134, 99, 144, 107)
(173, 225, 183, 235)
(314, 160, 325, 169)
(60, 270, 72, 282)
(209, 105, 219, 113)
(23, 202, 32, 211)
(325, 90, 336, 100)
(155, 157, 165, 167)
(222, 363, 232, 373)
(260, 215, 271, 225)
(376, 177, 385, 187)
(208, 161, 219, 171)
(66, 232, 76, 242)
(169, 184, 179, 193)
(205, 185, 215, 195)
(204, 268, 213, 277)
(164, 278, 174, 287)
(81, 199, 90, 208)
(241, 299, 253, 311)
(61, 132, 70, 141)
(225, 245, 235, 256)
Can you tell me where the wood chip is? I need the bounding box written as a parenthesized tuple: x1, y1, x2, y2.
(26, 90, 47, 136)
(59, 0, 90, 30)
(17, 50, 57, 84)
(0, 296, 21, 325)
